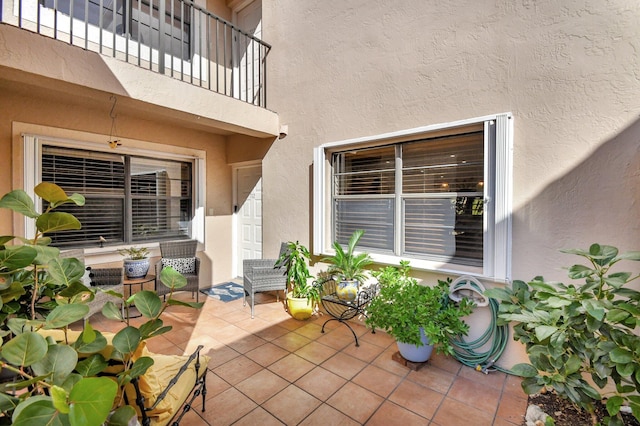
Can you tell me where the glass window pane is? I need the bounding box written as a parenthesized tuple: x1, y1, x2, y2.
(335, 198, 394, 252)
(333, 146, 395, 195)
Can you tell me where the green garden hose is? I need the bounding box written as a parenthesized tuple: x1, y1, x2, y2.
(448, 276, 513, 374)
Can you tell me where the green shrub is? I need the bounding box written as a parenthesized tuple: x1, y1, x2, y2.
(485, 244, 640, 426)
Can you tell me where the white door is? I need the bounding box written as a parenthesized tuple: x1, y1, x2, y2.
(236, 165, 262, 276)
(235, 0, 262, 105)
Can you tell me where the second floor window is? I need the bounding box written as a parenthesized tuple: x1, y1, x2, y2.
(41, 145, 193, 248)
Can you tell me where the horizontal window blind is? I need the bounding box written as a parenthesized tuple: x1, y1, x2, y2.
(42, 145, 192, 248)
(332, 130, 484, 265)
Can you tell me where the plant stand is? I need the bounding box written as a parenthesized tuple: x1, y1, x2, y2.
(391, 351, 429, 371)
(316, 279, 380, 347)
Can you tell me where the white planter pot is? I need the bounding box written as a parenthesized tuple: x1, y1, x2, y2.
(396, 327, 434, 363)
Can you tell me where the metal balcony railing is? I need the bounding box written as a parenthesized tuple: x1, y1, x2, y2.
(1, 0, 271, 108)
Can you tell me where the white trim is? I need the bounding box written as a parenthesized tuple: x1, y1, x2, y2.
(313, 112, 513, 282)
(21, 132, 207, 254)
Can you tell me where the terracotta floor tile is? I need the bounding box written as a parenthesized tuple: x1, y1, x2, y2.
(262, 384, 322, 425)
(202, 371, 231, 400)
(504, 373, 528, 399)
(271, 331, 313, 352)
(428, 352, 463, 375)
(235, 369, 289, 404)
(496, 392, 528, 424)
(200, 387, 257, 425)
(342, 339, 386, 363)
(316, 326, 357, 350)
(298, 403, 361, 426)
(351, 364, 403, 398)
(226, 333, 268, 354)
(268, 353, 316, 382)
(458, 364, 507, 390)
(366, 400, 430, 425)
(358, 328, 395, 348)
(253, 324, 290, 341)
(232, 407, 285, 426)
(371, 346, 413, 377)
(293, 322, 325, 340)
(321, 352, 367, 380)
(175, 408, 210, 425)
(295, 341, 337, 364)
(206, 345, 241, 369)
(431, 397, 495, 426)
(388, 379, 444, 419)
(213, 355, 263, 385)
(245, 342, 290, 367)
(407, 365, 456, 394)
(325, 382, 384, 424)
(295, 366, 347, 401)
(447, 376, 501, 415)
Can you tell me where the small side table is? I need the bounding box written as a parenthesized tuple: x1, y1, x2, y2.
(123, 274, 155, 319)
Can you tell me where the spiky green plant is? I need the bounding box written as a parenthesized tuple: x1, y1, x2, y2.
(323, 229, 373, 283)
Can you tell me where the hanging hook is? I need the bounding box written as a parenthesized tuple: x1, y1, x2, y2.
(108, 95, 121, 149)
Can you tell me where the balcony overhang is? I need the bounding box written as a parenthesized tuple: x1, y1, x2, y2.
(0, 23, 280, 138)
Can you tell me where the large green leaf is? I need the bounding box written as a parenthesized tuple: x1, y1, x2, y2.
(74, 331, 106, 354)
(68, 377, 117, 426)
(159, 267, 187, 290)
(75, 354, 108, 377)
(31, 344, 78, 386)
(35, 182, 85, 208)
(51, 385, 70, 414)
(12, 396, 69, 426)
(0, 246, 38, 271)
(112, 327, 141, 355)
(48, 257, 85, 288)
(36, 212, 82, 235)
(133, 290, 162, 318)
(106, 405, 137, 426)
(511, 363, 538, 378)
(1, 332, 48, 366)
(0, 391, 20, 412)
(128, 356, 154, 379)
(610, 347, 634, 364)
(44, 304, 89, 329)
(535, 325, 558, 341)
(0, 190, 39, 218)
(101, 301, 123, 321)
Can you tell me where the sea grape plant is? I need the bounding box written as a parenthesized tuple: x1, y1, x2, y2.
(485, 244, 640, 426)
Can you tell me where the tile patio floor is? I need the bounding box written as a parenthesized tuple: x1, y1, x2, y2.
(89, 289, 528, 426)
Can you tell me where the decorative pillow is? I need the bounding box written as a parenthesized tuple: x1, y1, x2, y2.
(161, 257, 196, 274)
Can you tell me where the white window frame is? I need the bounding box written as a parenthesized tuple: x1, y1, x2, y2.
(313, 113, 513, 282)
(22, 133, 205, 252)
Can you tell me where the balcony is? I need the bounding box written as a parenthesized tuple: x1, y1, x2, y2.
(0, 0, 278, 138)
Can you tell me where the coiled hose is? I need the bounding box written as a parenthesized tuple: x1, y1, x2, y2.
(448, 276, 512, 374)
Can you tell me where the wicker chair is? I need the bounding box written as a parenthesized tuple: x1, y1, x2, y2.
(60, 249, 124, 320)
(154, 240, 201, 302)
(243, 243, 289, 318)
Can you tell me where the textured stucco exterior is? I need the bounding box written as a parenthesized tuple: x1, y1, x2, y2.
(261, 1, 640, 367)
(0, 0, 639, 370)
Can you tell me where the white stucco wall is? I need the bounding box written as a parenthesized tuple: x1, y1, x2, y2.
(262, 0, 640, 367)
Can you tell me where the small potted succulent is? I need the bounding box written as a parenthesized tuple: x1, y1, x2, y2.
(118, 246, 150, 278)
(366, 261, 474, 362)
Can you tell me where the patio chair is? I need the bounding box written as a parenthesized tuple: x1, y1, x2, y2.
(155, 240, 201, 302)
(243, 243, 289, 318)
(60, 249, 124, 320)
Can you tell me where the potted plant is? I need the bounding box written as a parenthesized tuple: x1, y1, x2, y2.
(276, 241, 320, 320)
(0, 183, 204, 425)
(323, 229, 373, 301)
(118, 246, 150, 278)
(365, 261, 474, 362)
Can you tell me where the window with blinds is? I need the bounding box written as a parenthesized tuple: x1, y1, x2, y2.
(331, 131, 484, 266)
(41, 145, 193, 248)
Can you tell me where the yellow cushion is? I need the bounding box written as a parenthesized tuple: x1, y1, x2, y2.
(126, 345, 209, 426)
